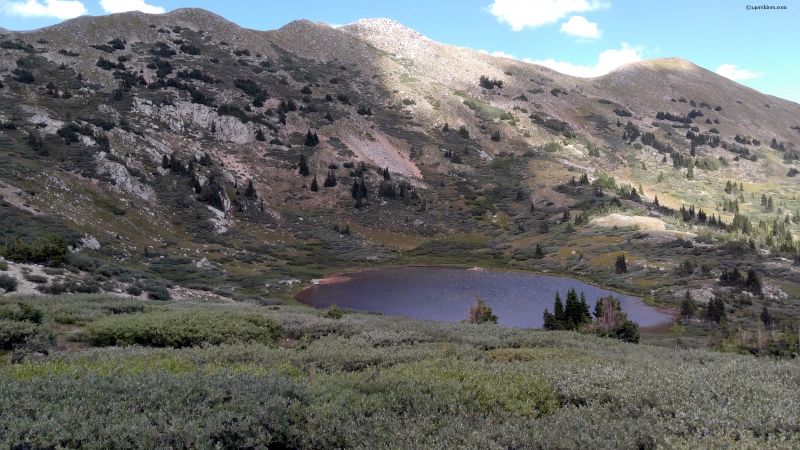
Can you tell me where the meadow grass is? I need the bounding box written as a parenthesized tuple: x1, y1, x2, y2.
(0, 295, 799, 448)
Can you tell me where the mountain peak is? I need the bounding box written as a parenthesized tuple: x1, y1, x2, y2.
(340, 18, 428, 42)
(619, 57, 698, 73)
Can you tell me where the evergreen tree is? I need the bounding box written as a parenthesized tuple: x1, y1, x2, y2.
(550, 288, 592, 330)
(310, 176, 319, 192)
(579, 292, 591, 323)
(534, 243, 544, 259)
(593, 297, 604, 319)
(244, 179, 256, 197)
(304, 129, 318, 147)
(255, 128, 266, 141)
(565, 288, 587, 328)
(383, 167, 390, 181)
(298, 155, 310, 176)
(352, 178, 367, 207)
(170, 155, 184, 173)
(542, 308, 559, 330)
(161, 154, 170, 169)
(442, 122, 449, 132)
(323, 169, 337, 188)
(760, 305, 772, 326)
(680, 291, 695, 318)
(746, 268, 762, 295)
(615, 254, 627, 274)
(705, 297, 726, 324)
(653, 195, 659, 206)
(553, 292, 566, 326)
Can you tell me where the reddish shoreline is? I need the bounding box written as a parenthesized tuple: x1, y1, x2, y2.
(315, 276, 351, 285)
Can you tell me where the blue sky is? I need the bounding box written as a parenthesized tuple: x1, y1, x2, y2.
(2, 0, 797, 103)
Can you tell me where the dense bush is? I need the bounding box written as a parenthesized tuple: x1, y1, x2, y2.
(0, 274, 17, 291)
(0, 234, 68, 266)
(0, 371, 296, 448)
(0, 320, 40, 350)
(78, 309, 284, 347)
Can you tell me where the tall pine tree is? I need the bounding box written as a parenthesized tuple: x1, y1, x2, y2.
(298, 155, 310, 176)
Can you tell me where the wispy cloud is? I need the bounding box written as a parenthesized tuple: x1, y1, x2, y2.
(1, 0, 86, 19)
(527, 43, 643, 78)
(479, 49, 518, 59)
(99, 0, 164, 14)
(479, 43, 642, 78)
(488, 0, 608, 31)
(715, 63, 762, 80)
(559, 15, 601, 39)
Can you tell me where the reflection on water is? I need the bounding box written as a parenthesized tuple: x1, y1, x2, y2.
(296, 267, 672, 328)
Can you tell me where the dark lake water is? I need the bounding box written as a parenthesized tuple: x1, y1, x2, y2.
(295, 267, 672, 328)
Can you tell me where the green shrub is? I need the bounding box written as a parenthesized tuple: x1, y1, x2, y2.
(0, 234, 68, 266)
(0, 320, 40, 350)
(147, 285, 171, 300)
(79, 309, 284, 347)
(0, 274, 18, 291)
(322, 304, 343, 319)
(542, 141, 562, 153)
(391, 360, 557, 417)
(0, 371, 296, 448)
(23, 274, 47, 284)
(0, 302, 44, 324)
(0, 302, 51, 355)
(125, 285, 143, 296)
(0, 260, 7, 271)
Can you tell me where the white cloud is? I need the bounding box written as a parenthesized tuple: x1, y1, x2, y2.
(1, 0, 86, 19)
(559, 15, 601, 39)
(528, 43, 643, 78)
(479, 49, 518, 59)
(488, 0, 607, 31)
(99, 0, 164, 14)
(715, 63, 762, 80)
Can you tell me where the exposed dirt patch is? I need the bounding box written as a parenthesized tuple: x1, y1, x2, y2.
(593, 213, 666, 230)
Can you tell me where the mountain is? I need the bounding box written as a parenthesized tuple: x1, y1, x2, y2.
(1, 9, 799, 339)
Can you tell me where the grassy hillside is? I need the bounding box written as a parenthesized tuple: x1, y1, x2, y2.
(2, 293, 800, 449)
